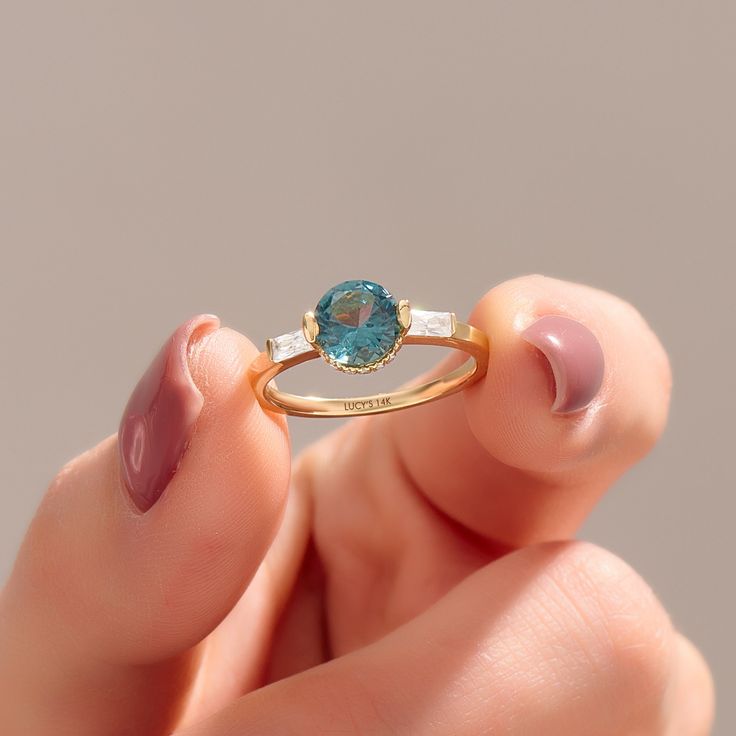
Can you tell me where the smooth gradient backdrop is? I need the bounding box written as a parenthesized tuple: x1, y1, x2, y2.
(1, 3, 733, 732)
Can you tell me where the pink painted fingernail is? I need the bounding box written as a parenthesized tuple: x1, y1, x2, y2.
(521, 315, 604, 414)
(118, 314, 220, 512)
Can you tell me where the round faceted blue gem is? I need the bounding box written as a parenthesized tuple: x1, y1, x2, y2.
(314, 280, 401, 367)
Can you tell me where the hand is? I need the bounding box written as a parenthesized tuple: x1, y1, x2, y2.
(0, 276, 714, 735)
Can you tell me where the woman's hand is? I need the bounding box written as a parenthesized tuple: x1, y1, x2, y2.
(0, 275, 714, 735)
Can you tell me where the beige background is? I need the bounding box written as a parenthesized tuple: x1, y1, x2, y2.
(1, 2, 733, 732)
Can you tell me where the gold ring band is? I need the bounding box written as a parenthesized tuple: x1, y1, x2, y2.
(248, 308, 489, 419)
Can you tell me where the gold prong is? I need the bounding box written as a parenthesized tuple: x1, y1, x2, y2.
(397, 299, 412, 330)
(450, 312, 457, 335)
(302, 311, 319, 344)
(266, 337, 275, 361)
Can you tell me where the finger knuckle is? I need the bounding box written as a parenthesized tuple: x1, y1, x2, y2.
(543, 541, 673, 729)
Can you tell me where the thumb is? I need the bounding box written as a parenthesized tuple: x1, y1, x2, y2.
(0, 315, 290, 734)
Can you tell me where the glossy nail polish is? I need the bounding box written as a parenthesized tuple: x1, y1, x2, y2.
(521, 315, 604, 414)
(118, 314, 220, 511)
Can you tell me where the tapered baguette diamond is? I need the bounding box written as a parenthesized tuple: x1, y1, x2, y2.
(269, 330, 311, 362)
(408, 309, 454, 338)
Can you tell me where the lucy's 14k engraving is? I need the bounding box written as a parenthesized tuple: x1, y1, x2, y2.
(344, 395, 393, 412)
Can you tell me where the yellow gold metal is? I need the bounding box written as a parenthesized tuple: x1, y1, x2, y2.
(248, 318, 489, 418)
(397, 299, 412, 330)
(302, 311, 319, 344)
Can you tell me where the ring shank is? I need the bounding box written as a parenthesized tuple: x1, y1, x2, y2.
(248, 322, 489, 418)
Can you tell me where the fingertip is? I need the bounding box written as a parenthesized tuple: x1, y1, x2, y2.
(50, 320, 289, 660)
(111, 321, 291, 657)
(464, 275, 672, 477)
(188, 325, 263, 406)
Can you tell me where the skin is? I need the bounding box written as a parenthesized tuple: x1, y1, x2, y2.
(0, 275, 715, 735)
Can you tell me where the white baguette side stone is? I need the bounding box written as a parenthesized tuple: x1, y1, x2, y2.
(270, 329, 311, 362)
(408, 309, 454, 338)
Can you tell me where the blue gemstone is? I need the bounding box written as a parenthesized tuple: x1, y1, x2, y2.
(314, 280, 401, 367)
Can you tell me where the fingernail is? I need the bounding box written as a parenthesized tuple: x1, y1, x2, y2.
(118, 314, 220, 512)
(521, 315, 604, 414)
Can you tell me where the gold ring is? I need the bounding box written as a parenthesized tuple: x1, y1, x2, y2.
(248, 279, 489, 418)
